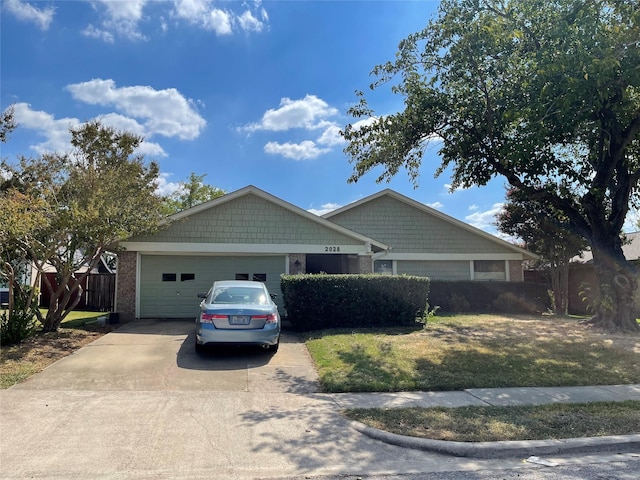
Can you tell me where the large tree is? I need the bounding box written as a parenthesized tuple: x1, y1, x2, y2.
(1, 121, 165, 332)
(343, 0, 640, 331)
(496, 187, 588, 315)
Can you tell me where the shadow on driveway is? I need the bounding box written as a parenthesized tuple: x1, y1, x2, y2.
(13, 318, 320, 393)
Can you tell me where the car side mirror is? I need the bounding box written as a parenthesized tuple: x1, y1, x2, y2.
(197, 292, 207, 299)
(270, 293, 277, 300)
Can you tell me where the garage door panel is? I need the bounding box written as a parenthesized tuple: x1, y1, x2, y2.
(139, 255, 285, 318)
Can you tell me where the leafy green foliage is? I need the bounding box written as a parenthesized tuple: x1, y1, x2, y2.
(343, 0, 640, 330)
(1, 286, 38, 346)
(497, 187, 588, 314)
(281, 274, 429, 331)
(1, 121, 165, 332)
(162, 172, 225, 215)
(0, 105, 16, 144)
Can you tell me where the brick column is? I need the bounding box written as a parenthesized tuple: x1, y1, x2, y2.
(116, 251, 137, 320)
(358, 255, 373, 274)
(509, 260, 524, 282)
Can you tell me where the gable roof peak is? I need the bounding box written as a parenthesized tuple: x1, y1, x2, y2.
(323, 188, 536, 259)
(164, 184, 389, 251)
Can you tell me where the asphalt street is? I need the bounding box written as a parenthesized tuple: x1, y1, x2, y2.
(1, 319, 638, 479)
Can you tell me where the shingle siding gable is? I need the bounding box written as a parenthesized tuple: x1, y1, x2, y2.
(131, 193, 362, 245)
(329, 195, 511, 254)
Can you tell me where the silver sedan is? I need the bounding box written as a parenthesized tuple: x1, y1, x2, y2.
(195, 280, 281, 353)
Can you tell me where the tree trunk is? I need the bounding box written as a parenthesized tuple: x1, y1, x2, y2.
(548, 262, 570, 316)
(40, 271, 86, 332)
(586, 239, 639, 332)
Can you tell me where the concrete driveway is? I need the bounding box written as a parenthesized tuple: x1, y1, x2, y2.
(0, 319, 524, 479)
(9, 319, 321, 393)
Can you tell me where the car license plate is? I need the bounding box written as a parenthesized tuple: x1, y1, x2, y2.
(230, 315, 251, 325)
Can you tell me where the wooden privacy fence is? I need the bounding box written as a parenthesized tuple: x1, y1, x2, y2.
(40, 273, 115, 311)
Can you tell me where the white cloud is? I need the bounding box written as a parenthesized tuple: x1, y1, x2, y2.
(96, 113, 146, 136)
(427, 201, 443, 209)
(244, 95, 339, 132)
(172, 0, 231, 34)
(155, 173, 183, 196)
(83, 0, 148, 41)
(308, 202, 342, 216)
(316, 124, 345, 147)
(136, 141, 167, 158)
(66, 79, 206, 140)
(73, 0, 270, 42)
(96, 113, 167, 157)
(238, 9, 265, 33)
(243, 94, 342, 160)
(12, 103, 79, 154)
(348, 116, 378, 131)
(465, 203, 504, 231)
(4, 0, 54, 30)
(172, 0, 208, 19)
(12, 103, 166, 158)
(82, 24, 115, 43)
(205, 8, 232, 34)
(171, 0, 267, 36)
(264, 140, 330, 160)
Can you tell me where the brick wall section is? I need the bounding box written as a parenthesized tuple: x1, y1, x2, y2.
(358, 255, 373, 274)
(116, 251, 137, 320)
(509, 260, 524, 282)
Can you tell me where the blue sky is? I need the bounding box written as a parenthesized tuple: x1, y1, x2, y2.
(3, 0, 636, 235)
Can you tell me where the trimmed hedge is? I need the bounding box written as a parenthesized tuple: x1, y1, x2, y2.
(428, 280, 550, 314)
(281, 274, 430, 331)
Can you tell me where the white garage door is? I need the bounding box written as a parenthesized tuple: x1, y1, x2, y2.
(139, 255, 286, 318)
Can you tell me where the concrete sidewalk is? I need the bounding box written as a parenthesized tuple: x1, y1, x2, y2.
(322, 384, 640, 459)
(327, 383, 640, 409)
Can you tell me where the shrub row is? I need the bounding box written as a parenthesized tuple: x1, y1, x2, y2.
(281, 274, 430, 331)
(428, 280, 550, 314)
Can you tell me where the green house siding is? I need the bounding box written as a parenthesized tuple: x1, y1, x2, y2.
(131, 193, 362, 246)
(397, 260, 470, 280)
(329, 196, 512, 254)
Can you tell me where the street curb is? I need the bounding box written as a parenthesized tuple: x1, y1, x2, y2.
(348, 420, 640, 459)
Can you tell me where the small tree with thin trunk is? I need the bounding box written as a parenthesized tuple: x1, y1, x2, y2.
(1, 121, 165, 332)
(496, 187, 588, 315)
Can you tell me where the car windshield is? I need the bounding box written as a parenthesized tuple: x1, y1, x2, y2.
(211, 287, 268, 305)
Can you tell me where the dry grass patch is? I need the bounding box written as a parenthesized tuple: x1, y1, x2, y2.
(345, 401, 640, 442)
(305, 315, 640, 392)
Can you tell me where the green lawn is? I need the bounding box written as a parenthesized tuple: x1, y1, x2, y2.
(304, 314, 640, 392)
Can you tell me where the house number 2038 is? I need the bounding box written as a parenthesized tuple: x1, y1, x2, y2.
(325, 246, 340, 252)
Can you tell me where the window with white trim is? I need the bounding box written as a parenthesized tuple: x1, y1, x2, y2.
(473, 260, 506, 281)
(374, 260, 393, 275)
